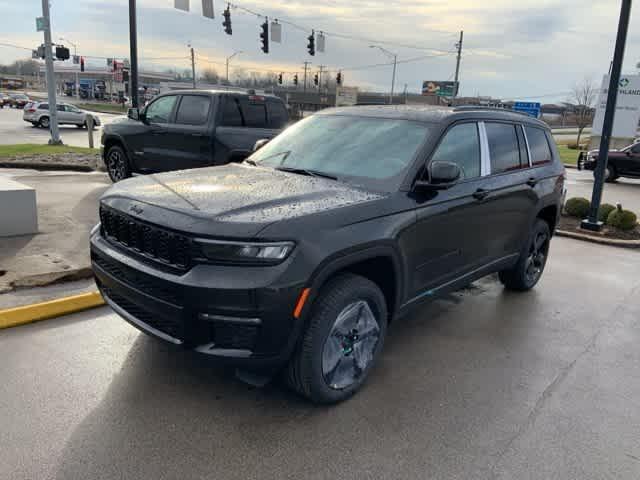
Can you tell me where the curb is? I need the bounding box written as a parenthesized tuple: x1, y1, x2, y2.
(563, 164, 577, 169)
(556, 229, 640, 248)
(0, 161, 95, 172)
(78, 106, 127, 115)
(0, 291, 105, 329)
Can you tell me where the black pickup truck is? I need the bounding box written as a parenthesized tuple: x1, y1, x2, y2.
(578, 141, 640, 182)
(101, 90, 288, 182)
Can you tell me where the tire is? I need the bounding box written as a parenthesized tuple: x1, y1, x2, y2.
(499, 219, 551, 291)
(39, 116, 50, 129)
(77, 123, 85, 129)
(284, 274, 388, 404)
(595, 165, 617, 183)
(105, 145, 132, 182)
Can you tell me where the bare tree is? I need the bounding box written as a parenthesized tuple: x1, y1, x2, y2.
(568, 78, 598, 147)
(200, 68, 220, 84)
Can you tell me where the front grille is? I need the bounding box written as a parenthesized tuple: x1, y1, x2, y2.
(92, 253, 181, 306)
(211, 322, 259, 350)
(99, 205, 191, 271)
(101, 286, 184, 340)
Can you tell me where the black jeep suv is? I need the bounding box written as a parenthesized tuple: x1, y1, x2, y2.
(91, 105, 565, 403)
(101, 90, 288, 182)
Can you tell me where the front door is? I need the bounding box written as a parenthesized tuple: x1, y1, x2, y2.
(615, 143, 640, 175)
(407, 121, 489, 300)
(136, 94, 179, 172)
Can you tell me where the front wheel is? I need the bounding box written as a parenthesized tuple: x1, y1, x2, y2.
(499, 219, 551, 291)
(595, 165, 617, 183)
(39, 116, 50, 129)
(105, 145, 131, 182)
(285, 274, 388, 404)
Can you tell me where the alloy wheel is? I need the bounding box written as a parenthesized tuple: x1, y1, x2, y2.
(322, 300, 381, 390)
(107, 150, 126, 181)
(525, 231, 549, 285)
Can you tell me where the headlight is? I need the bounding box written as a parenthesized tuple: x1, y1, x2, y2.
(196, 239, 295, 265)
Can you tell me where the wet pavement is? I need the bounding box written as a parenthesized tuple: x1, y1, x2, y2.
(1, 237, 640, 479)
(565, 168, 640, 213)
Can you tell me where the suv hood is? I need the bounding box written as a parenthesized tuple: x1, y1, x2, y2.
(101, 164, 385, 237)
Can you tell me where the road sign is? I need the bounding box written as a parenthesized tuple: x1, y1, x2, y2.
(35, 16, 48, 32)
(336, 86, 358, 106)
(422, 81, 457, 97)
(513, 101, 541, 118)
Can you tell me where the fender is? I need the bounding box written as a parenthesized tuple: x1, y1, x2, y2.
(103, 134, 139, 170)
(306, 242, 405, 317)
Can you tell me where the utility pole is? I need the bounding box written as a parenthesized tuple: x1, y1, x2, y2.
(190, 45, 196, 88)
(303, 61, 311, 93)
(40, 0, 61, 144)
(129, 0, 139, 108)
(453, 30, 464, 100)
(225, 51, 242, 84)
(370, 45, 397, 104)
(582, 0, 632, 231)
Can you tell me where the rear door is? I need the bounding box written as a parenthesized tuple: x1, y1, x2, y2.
(161, 94, 214, 170)
(481, 122, 538, 260)
(56, 104, 71, 124)
(213, 95, 281, 164)
(136, 94, 179, 171)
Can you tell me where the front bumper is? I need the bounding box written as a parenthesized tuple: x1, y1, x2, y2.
(577, 152, 596, 171)
(91, 230, 306, 370)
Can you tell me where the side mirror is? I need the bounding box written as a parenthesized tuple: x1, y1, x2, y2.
(415, 161, 462, 191)
(253, 138, 270, 152)
(127, 108, 140, 121)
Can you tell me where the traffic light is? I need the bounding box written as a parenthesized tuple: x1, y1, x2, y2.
(278, 73, 283, 85)
(336, 71, 342, 85)
(260, 20, 269, 54)
(80, 57, 85, 72)
(293, 74, 298, 85)
(314, 73, 319, 86)
(222, 6, 232, 35)
(307, 30, 315, 56)
(55, 45, 70, 61)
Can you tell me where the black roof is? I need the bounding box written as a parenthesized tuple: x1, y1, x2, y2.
(317, 104, 549, 128)
(158, 89, 281, 100)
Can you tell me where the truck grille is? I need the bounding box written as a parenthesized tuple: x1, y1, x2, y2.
(99, 205, 191, 271)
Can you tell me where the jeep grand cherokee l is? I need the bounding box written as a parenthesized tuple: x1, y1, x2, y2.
(101, 90, 288, 182)
(91, 106, 565, 404)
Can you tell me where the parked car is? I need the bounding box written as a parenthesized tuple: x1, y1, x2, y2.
(100, 90, 289, 182)
(8, 93, 30, 109)
(22, 101, 101, 129)
(578, 141, 640, 181)
(91, 105, 565, 403)
(0, 92, 9, 108)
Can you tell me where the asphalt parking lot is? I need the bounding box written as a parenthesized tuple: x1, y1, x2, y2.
(2, 237, 640, 479)
(566, 168, 640, 212)
(0, 106, 122, 148)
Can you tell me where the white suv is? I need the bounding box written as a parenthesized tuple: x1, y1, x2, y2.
(23, 102, 101, 129)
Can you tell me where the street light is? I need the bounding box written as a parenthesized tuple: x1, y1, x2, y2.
(226, 50, 243, 84)
(59, 36, 79, 99)
(370, 45, 397, 105)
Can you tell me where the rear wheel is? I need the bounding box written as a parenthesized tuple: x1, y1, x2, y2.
(105, 145, 131, 182)
(285, 274, 387, 404)
(499, 219, 551, 291)
(39, 116, 50, 128)
(595, 165, 617, 183)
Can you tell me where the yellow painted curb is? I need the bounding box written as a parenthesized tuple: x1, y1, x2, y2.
(0, 291, 105, 329)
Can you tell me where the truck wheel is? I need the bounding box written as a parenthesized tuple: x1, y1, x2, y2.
(39, 116, 50, 128)
(106, 145, 131, 182)
(285, 274, 387, 404)
(602, 165, 617, 183)
(499, 219, 550, 291)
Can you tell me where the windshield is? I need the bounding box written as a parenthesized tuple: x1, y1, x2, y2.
(249, 115, 430, 190)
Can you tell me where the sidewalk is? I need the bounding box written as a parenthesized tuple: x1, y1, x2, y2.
(0, 168, 109, 294)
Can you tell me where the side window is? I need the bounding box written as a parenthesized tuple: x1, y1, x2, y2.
(221, 97, 243, 127)
(631, 143, 640, 154)
(239, 98, 267, 128)
(486, 123, 522, 174)
(430, 123, 481, 180)
(267, 101, 288, 129)
(145, 95, 177, 124)
(57, 104, 65, 112)
(525, 126, 553, 166)
(39, 103, 49, 110)
(175, 95, 211, 125)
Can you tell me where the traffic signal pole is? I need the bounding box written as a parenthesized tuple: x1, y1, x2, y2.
(581, 0, 632, 231)
(41, 0, 61, 144)
(129, 0, 139, 108)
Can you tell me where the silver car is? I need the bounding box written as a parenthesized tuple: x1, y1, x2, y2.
(23, 101, 101, 129)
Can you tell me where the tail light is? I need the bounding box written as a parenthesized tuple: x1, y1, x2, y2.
(26, 108, 36, 113)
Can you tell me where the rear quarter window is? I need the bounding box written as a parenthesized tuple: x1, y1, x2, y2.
(525, 126, 553, 166)
(267, 101, 288, 129)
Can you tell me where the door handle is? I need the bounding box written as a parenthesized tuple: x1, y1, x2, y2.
(527, 178, 539, 187)
(472, 189, 490, 200)
(190, 133, 205, 137)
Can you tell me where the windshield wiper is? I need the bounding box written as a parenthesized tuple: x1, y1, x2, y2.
(275, 166, 338, 181)
(243, 158, 258, 166)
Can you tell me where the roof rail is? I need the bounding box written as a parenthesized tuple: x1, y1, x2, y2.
(453, 105, 534, 117)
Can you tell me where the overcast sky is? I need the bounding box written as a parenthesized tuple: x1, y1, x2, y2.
(1, 0, 639, 101)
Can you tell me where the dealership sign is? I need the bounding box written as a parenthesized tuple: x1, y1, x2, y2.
(592, 74, 640, 138)
(422, 81, 457, 97)
(336, 86, 358, 106)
